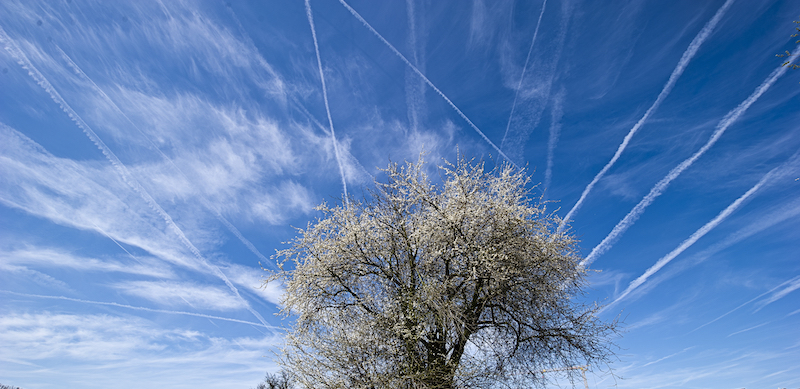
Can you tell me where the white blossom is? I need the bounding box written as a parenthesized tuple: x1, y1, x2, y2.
(267, 156, 616, 389)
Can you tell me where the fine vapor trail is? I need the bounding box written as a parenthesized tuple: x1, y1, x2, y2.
(306, 0, 349, 205)
(558, 0, 736, 231)
(337, 0, 517, 167)
(224, 2, 372, 187)
(754, 276, 800, 312)
(602, 162, 788, 310)
(609, 196, 800, 310)
(691, 275, 800, 332)
(501, 0, 548, 150)
(55, 45, 276, 269)
(0, 27, 268, 327)
(581, 43, 800, 268)
(1, 290, 276, 329)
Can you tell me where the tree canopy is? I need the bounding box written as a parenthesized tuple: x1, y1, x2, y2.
(267, 156, 617, 389)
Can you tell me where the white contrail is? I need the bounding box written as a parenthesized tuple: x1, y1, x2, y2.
(1, 290, 277, 329)
(558, 0, 736, 231)
(603, 163, 785, 310)
(754, 277, 800, 311)
(55, 45, 278, 270)
(501, 0, 548, 150)
(581, 44, 800, 268)
(305, 0, 349, 205)
(691, 275, 800, 332)
(208, 203, 270, 265)
(544, 87, 565, 191)
(0, 27, 268, 327)
(337, 0, 517, 167)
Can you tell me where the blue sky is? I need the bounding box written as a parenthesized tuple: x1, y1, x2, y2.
(1, 0, 799, 388)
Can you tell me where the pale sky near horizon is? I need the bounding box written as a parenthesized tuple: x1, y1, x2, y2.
(1, 0, 799, 388)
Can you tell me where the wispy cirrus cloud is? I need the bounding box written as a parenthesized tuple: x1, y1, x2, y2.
(0, 122, 200, 272)
(0, 310, 282, 389)
(1, 291, 275, 328)
(0, 122, 277, 320)
(0, 247, 173, 278)
(114, 280, 248, 311)
(544, 86, 564, 191)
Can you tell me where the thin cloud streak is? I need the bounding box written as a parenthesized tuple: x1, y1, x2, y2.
(581, 44, 800, 268)
(337, 0, 517, 167)
(0, 27, 268, 327)
(0, 290, 276, 329)
(641, 347, 694, 367)
(305, 0, 349, 205)
(559, 0, 736, 231)
(602, 162, 788, 311)
(727, 322, 770, 337)
(500, 0, 548, 150)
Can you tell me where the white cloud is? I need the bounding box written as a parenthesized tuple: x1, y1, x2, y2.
(0, 247, 174, 278)
(114, 280, 247, 311)
(251, 180, 315, 225)
(0, 311, 284, 389)
(0, 123, 205, 273)
(0, 312, 167, 361)
(0, 265, 71, 290)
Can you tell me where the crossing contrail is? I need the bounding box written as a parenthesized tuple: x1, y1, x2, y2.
(223, 2, 372, 190)
(606, 195, 800, 312)
(691, 275, 800, 333)
(306, 0, 350, 205)
(1, 290, 277, 329)
(337, 0, 516, 167)
(581, 43, 800, 268)
(0, 27, 268, 327)
(602, 162, 787, 310)
(501, 0, 548, 149)
(558, 0, 737, 231)
(55, 45, 277, 269)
